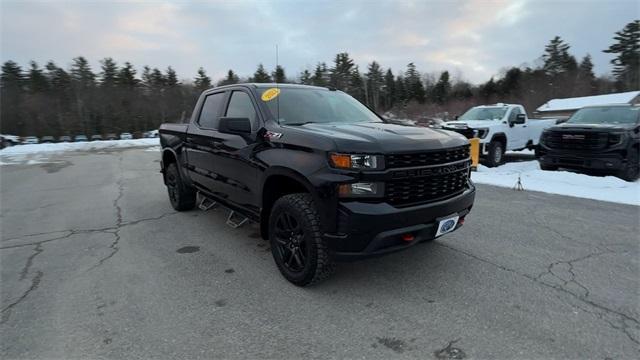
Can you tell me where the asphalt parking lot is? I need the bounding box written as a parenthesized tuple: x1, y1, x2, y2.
(1, 148, 638, 359)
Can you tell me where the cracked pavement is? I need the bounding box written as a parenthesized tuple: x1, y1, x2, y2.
(1, 148, 639, 359)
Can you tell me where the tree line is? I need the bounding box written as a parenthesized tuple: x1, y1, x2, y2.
(1, 20, 637, 137)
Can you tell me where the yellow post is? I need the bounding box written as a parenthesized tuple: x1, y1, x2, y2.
(469, 138, 480, 171)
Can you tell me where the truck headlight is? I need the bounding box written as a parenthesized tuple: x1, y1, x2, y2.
(474, 128, 489, 139)
(329, 153, 384, 170)
(338, 182, 384, 197)
(608, 133, 624, 146)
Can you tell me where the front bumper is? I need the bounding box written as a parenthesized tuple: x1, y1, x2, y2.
(538, 151, 625, 171)
(324, 184, 475, 261)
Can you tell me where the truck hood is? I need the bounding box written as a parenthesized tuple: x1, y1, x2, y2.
(284, 122, 468, 153)
(549, 122, 636, 132)
(443, 120, 502, 129)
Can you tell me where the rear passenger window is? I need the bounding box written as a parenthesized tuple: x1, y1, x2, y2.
(198, 92, 225, 128)
(225, 91, 257, 129)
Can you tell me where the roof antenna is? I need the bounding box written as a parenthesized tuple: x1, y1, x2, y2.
(275, 44, 280, 124)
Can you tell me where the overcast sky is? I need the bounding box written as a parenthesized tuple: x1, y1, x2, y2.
(1, 0, 638, 84)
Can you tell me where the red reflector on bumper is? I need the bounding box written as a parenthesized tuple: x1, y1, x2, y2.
(402, 234, 415, 242)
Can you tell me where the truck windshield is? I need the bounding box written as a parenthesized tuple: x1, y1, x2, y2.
(458, 107, 507, 121)
(567, 106, 639, 125)
(258, 87, 382, 125)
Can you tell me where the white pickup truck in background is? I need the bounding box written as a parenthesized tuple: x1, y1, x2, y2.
(442, 104, 558, 167)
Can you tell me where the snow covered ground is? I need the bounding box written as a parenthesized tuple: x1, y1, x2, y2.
(472, 160, 639, 206)
(2, 139, 638, 205)
(0, 138, 159, 165)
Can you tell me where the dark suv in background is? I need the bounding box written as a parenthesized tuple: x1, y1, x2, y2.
(538, 105, 639, 181)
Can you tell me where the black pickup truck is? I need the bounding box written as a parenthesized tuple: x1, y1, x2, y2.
(538, 104, 639, 181)
(159, 83, 475, 286)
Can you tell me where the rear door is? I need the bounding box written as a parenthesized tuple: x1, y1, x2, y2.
(184, 90, 228, 193)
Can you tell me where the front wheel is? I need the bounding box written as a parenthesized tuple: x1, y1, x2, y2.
(617, 149, 639, 182)
(485, 140, 504, 167)
(269, 193, 335, 286)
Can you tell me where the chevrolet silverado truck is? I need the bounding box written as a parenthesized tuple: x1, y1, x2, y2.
(442, 104, 557, 167)
(159, 83, 475, 286)
(538, 104, 639, 181)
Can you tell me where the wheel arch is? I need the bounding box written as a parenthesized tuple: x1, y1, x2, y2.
(260, 167, 318, 240)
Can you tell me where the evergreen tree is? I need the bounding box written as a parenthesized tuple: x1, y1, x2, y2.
(194, 67, 212, 91)
(365, 61, 384, 109)
(498, 67, 522, 96)
(480, 77, 497, 100)
(299, 69, 312, 85)
(165, 66, 179, 87)
(603, 20, 640, 90)
(218, 69, 239, 86)
(349, 66, 366, 102)
(1, 61, 26, 134)
(330, 53, 355, 91)
(394, 75, 407, 104)
(252, 63, 271, 83)
(383, 69, 395, 109)
(27, 61, 49, 93)
(70, 56, 96, 89)
(271, 65, 286, 83)
(431, 71, 451, 104)
(99, 58, 118, 88)
(576, 54, 596, 95)
(117, 62, 138, 88)
(542, 36, 576, 75)
(150, 68, 165, 89)
(404, 63, 426, 103)
(312, 62, 328, 87)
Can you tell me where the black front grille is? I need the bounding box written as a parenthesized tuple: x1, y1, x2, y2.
(386, 146, 470, 168)
(444, 127, 475, 139)
(544, 132, 608, 150)
(385, 168, 469, 207)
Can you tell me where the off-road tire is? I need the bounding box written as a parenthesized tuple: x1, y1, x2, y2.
(485, 140, 504, 167)
(618, 149, 639, 182)
(165, 163, 196, 211)
(269, 193, 335, 286)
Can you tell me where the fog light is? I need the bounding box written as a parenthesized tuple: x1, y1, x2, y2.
(338, 182, 384, 197)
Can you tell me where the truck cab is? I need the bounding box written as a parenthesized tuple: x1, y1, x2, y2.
(443, 104, 556, 166)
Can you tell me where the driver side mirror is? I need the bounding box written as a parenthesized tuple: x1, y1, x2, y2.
(219, 117, 251, 134)
(510, 114, 526, 126)
(454, 115, 459, 120)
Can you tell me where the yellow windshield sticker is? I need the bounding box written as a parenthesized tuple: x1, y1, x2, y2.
(261, 88, 281, 102)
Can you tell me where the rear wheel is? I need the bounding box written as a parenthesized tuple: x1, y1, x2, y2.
(269, 193, 334, 286)
(618, 149, 639, 182)
(165, 163, 196, 211)
(485, 140, 504, 167)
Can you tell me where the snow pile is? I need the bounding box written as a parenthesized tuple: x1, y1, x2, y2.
(1, 138, 159, 165)
(472, 161, 640, 206)
(536, 91, 640, 112)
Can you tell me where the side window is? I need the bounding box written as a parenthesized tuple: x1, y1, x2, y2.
(225, 91, 258, 129)
(509, 107, 521, 122)
(198, 92, 225, 129)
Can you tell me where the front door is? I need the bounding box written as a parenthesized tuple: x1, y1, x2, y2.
(507, 107, 527, 149)
(208, 89, 263, 212)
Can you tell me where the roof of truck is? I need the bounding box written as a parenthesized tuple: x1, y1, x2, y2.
(212, 83, 330, 91)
